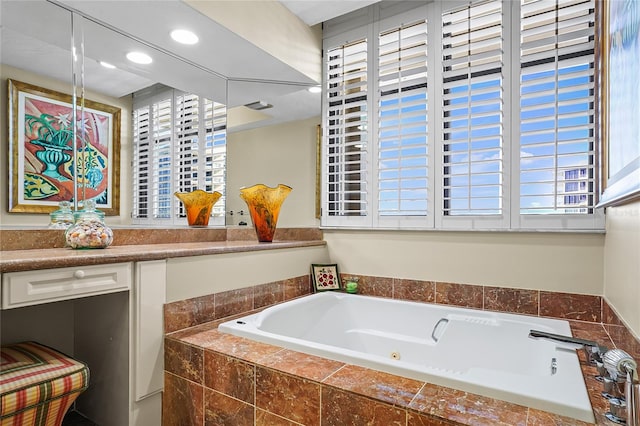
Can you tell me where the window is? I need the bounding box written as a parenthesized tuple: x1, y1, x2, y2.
(442, 1, 504, 217)
(132, 86, 226, 225)
(326, 39, 369, 219)
(321, 0, 603, 231)
(519, 0, 597, 220)
(378, 20, 429, 221)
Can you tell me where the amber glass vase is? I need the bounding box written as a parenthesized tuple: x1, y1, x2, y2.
(174, 190, 222, 227)
(239, 184, 292, 242)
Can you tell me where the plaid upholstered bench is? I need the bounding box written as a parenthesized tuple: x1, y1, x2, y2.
(0, 341, 89, 426)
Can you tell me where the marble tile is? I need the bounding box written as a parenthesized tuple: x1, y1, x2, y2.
(540, 292, 601, 322)
(164, 294, 216, 333)
(225, 227, 258, 241)
(0, 227, 320, 250)
(199, 333, 283, 363)
(407, 412, 457, 426)
(435, 282, 483, 309)
(569, 321, 613, 350)
(606, 323, 640, 359)
(254, 281, 284, 309)
(215, 287, 253, 319)
(350, 274, 393, 298)
(226, 226, 323, 242)
(322, 364, 423, 408)
(255, 409, 303, 426)
(284, 275, 312, 300)
(260, 349, 344, 382)
(163, 372, 204, 426)
(114, 228, 226, 245)
(393, 278, 436, 303)
(483, 286, 539, 315)
(526, 408, 594, 426)
(0, 230, 66, 250)
(255, 367, 320, 425)
(171, 327, 229, 348)
(164, 338, 204, 384)
(602, 301, 624, 326)
(204, 350, 255, 404)
(409, 383, 529, 426)
(582, 373, 612, 424)
(204, 388, 254, 426)
(320, 385, 406, 426)
(273, 228, 324, 241)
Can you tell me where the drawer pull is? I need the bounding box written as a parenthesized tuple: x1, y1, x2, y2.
(74, 270, 86, 279)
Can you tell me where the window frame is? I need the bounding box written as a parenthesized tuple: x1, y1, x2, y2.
(320, 0, 605, 232)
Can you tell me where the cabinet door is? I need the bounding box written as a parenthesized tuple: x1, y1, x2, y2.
(133, 260, 166, 401)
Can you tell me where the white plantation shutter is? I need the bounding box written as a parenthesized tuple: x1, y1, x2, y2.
(205, 100, 227, 219)
(151, 99, 173, 220)
(321, 0, 603, 231)
(519, 0, 597, 218)
(132, 106, 150, 218)
(377, 20, 429, 221)
(174, 93, 199, 220)
(441, 0, 504, 219)
(132, 88, 226, 225)
(324, 38, 369, 222)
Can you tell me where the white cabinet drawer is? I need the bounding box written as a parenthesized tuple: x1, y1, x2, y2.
(2, 263, 132, 309)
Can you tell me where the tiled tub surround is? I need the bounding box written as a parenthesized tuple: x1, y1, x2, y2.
(164, 277, 640, 426)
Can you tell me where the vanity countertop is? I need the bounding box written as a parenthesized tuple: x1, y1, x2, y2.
(0, 228, 326, 273)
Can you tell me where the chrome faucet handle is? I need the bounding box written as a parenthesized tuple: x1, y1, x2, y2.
(603, 349, 639, 426)
(528, 329, 608, 365)
(606, 397, 627, 425)
(603, 349, 638, 381)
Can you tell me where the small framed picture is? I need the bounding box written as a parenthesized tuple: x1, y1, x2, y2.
(311, 264, 342, 292)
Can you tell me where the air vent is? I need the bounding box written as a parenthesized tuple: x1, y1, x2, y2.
(244, 100, 273, 110)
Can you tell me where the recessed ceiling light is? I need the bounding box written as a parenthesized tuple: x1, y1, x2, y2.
(171, 29, 199, 45)
(126, 51, 152, 65)
(308, 86, 322, 93)
(99, 61, 116, 69)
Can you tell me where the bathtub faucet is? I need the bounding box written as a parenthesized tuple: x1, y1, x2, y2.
(528, 329, 608, 366)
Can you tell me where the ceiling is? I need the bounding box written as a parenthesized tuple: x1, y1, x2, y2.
(279, 0, 380, 26)
(0, 0, 378, 132)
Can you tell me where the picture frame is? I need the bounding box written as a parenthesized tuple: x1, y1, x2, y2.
(8, 79, 121, 215)
(311, 263, 342, 292)
(597, 0, 640, 208)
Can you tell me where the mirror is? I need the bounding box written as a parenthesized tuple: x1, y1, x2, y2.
(1, 0, 321, 227)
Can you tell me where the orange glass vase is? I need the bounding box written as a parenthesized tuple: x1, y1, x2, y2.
(174, 190, 222, 227)
(239, 184, 292, 242)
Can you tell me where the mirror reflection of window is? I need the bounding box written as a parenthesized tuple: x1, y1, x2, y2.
(132, 85, 227, 226)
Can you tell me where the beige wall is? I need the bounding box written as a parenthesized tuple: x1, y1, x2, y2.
(324, 230, 605, 295)
(0, 65, 132, 227)
(166, 245, 329, 302)
(603, 200, 640, 337)
(227, 117, 320, 228)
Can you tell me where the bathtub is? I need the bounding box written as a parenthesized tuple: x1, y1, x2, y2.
(218, 292, 595, 423)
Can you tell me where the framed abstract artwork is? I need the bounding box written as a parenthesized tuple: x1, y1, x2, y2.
(8, 79, 121, 215)
(311, 263, 342, 292)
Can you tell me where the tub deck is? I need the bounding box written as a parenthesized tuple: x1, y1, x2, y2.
(165, 302, 622, 425)
(219, 292, 594, 423)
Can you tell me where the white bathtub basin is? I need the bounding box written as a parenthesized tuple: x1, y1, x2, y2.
(218, 292, 594, 423)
